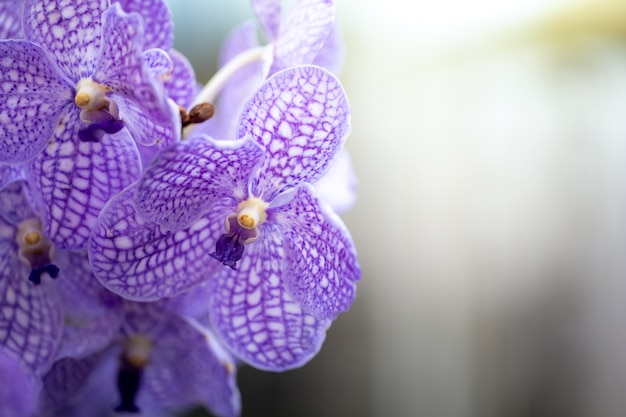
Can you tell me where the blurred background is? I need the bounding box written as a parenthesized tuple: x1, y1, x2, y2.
(167, 1, 626, 416)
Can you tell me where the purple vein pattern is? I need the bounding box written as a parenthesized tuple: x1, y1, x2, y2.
(0, 0, 359, 413)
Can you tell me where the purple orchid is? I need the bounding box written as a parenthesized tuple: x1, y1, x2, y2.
(114, 0, 198, 110)
(0, 0, 179, 249)
(115, 0, 173, 52)
(0, 174, 124, 379)
(40, 300, 240, 417)
(0, 0, 359, 412)
(0, 204, 65, 377)
(198, 0, 339, 140)
(89, 65, 360, 370)
(251, 0, 338, 75)
(195, 0, 357, 213)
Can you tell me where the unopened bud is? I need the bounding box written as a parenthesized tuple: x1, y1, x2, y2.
(186, 102, 214, 125)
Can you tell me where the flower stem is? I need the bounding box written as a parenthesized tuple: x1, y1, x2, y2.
(183, 45, 272, 138)
(191, 45, 271, 107)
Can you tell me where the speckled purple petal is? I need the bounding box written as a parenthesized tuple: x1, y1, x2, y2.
(208, 224, 331, 371)
(0, 180, 36, 225)
(238, 65, 350, 201)
(39, 351, 105, 413)
(200, 20, 264, 140)
(115, 0, 173, 51)
(312, 22, 344, 74)
(271, 184, 359, 319)
(0, 238, 64, 377)
(0, 163, 25, 189)
(135, 136, 263, 231)
(0, 348, 38, 417)
(164, 49, 197, 110)
(24, 0, 108, 81)
(0, 40, 73, 163)
(27, 110, 141, 250)
(142, 48, 173, 79)
(93, 3, 179, 147)
(113, 90, 181, 147)
(270, 0, 335, 74)
(54, 250, 123, 360)
(140, 315, 240, 417)
(0, 0, 24, 39)
(250, 0, 281, 41)
(89, 186, 230, 301)
(314, 148, 357, 213)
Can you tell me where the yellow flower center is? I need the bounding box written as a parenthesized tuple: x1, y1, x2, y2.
(74, 78, 110, 110)
(23, 230, 41, 246)
(236, 197, 268, 230)
(124, 335, 153, 368)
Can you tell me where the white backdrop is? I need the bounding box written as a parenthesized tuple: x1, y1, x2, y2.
(167, 1, 626, 416)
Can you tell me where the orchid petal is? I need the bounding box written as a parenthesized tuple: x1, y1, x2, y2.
(250, 0, 281, 41)
(165, 283, 211, 320)
(135, 136, 263, 231)
(0, 0, 24, 39)
(24, 0, 108, 81)
(141, 315, 240, 417)
(121, 299, 171, 335)
(89, 186, 229, 301)
(314, 148, 357, 213)
(0, 348, 38, 417)
(93, 4, 147, 85)
(142, 48, 173, 79)
(238, 65, 350, 201)
(272, 184, 359, 319)
(134, 138, 168, 168)
(0, 40, 73, 163)
(54, 250, 123, 360)
(28, 110, 142, 250)
(163, 49, 197, 110)
(0, 163, 25, 190)
(39, 351, 105, 413)
(112, 90, 181, 147)
(114, 0, 173, 51)
(312, 22, 344, 74)
(208, 224, 331, 371)
(0, 180, 36, 225)
(0, 240, 64, 377)
(271, 0, 335, 74)
(94, 4, 178, 147)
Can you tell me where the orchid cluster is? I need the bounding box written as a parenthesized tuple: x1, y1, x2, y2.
(0, 0, 360, 416)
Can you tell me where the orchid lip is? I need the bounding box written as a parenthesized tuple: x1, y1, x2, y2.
(75, 80, 123, 142)
(211, 211, 264, 270)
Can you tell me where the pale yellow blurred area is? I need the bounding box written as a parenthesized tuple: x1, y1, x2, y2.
(169, 1, 626, 416)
